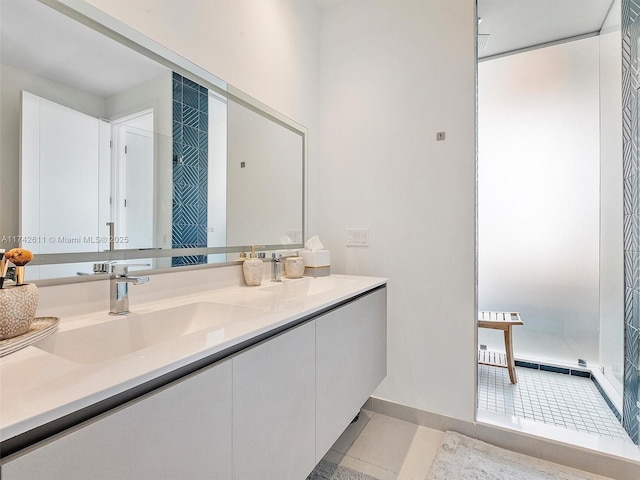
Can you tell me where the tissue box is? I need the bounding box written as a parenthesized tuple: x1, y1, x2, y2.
(299, 250, 330, 267)
(299, 250, 330, 277)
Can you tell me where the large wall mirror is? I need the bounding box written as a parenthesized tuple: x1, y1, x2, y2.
(0, 0, 306, 282)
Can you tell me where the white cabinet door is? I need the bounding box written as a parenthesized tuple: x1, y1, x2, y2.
(315, 288, 387, 460)
(2, 360, 233, 480)
(232, 321, 316, 480)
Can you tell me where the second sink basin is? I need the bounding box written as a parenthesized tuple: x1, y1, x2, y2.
(33, 302, 260, 365)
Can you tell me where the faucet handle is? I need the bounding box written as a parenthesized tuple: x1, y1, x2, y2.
(272, 252, 281, 261)
(110, 263, 150, 276)
(93, 261, 115, 274)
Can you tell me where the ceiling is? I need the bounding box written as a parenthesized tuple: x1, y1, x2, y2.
(2, 0, 618, 94)
(477, 0, 616, 59)
(313, 0, 617, 60)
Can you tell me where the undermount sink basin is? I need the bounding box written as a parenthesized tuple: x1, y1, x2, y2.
(33, 302, 260, 365)
(261, 276, 353, 297)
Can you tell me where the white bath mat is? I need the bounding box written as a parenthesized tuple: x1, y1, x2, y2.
(426, 431, 608, 480)
(306, 459, 381, 480)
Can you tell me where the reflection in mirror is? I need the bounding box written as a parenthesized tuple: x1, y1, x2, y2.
(1, 0, 306, 283)
(227, 99, 304, 248)
(20, 93, 172, 254)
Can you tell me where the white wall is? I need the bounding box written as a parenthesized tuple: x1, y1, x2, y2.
(599, 0, 624, 394)
(478, 37, 601, 366)
(317, 0, 477, 421)
(83, 0, 478, 422)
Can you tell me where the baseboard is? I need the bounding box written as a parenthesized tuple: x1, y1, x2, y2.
(366, 396, 640, 480)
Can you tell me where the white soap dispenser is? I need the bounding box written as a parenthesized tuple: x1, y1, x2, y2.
(242, 245, 264, 286)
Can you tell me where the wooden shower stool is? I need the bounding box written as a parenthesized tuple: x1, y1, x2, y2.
(478, 311, 523, 384)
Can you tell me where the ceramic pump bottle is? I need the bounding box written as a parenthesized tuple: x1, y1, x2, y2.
(242, 245, 264, 286)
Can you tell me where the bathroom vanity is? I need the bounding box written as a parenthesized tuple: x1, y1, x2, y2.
(0, 274, 387, 479)
(0, 3, 386, 477)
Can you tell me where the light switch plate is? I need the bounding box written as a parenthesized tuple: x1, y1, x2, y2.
(346, 228, 369, 247)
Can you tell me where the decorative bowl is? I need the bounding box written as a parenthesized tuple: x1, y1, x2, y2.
(0, 284, 39, 340)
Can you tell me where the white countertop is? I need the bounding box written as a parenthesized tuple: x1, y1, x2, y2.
(0, 274, 386, 443)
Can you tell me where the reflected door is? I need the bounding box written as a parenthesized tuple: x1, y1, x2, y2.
(122, 128, 153, 249)
(111, 112, 154, 250)
(21, 91, 110, 254)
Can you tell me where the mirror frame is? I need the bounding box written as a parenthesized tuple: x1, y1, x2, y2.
(18, 0, 308, 284)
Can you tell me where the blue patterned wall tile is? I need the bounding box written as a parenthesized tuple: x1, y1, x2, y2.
(634, 290, 640, 329)
(175, 222, 196, 241)
(172, 75, 182, 101)
(184, 185, 199, 206)
(181, 204, 200, 225)
(198, 181, 207, 198)
(172, 121, 182, 145)
(634, 175, 639, 215)
(172, 72, 208, 252)
(172, 207, 186, 227)
(173, 164, 187, 186)
(625, 357, 639, 394)
(183, 85, 199, 109)
(624, 175, 637, 214)
(173, 182, 185, 205)
(174, 183, 198, 207)
(174, 210, 199, 231)
(197, 226, 208, 246)
(172, 201, 180, 223)
(173, 255, 205, 267)
(621, 0, 640, 444)
(623, 393, 639, 443)
(625, 326, 639, 367)
(182, 145, 198, 167)
(173, 100, 183, 123)
(199, 91, 208, 112)
(626, 287, 635, 325)
(171, 225, 181, 245)
(181, 165, 199, 186)
(197, 201, 207, 230)
(183, 125, 199, 148)
(183, 77, 199, 90)
(199, 149, 208, 170)
(183, 104, 199, 128)
(625, 250, 639, 291)
(624, 214, 636, 251)
(198, 165, 208, 188)
(198, 129, 208, 150)
(199, 110, 208, 132)
(173, 141, 183, 159)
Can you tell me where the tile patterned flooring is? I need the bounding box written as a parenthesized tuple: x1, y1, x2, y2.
(477, 364, 632, 443)
(318, 409, 617, 480)
(318, 410, 444, 480)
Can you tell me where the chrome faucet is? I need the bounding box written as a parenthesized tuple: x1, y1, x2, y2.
(271, 252, 282, 282)
(109, 264, 149, 315)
